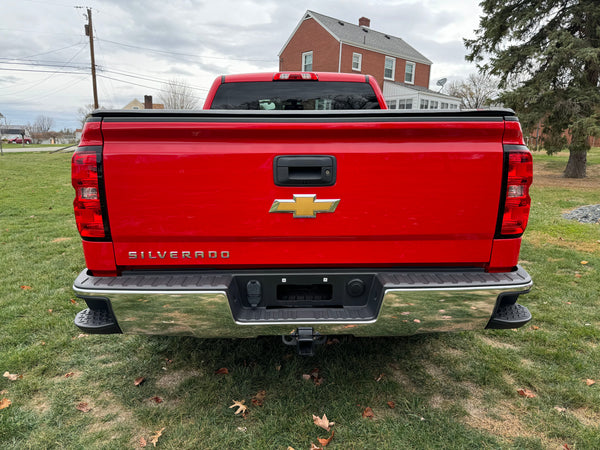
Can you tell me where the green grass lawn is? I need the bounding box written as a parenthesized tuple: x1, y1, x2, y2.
(0, 149, 599, 449)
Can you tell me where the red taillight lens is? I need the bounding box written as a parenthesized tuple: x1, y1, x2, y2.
(500, 150, 532, 235)
(72, 148, 106, 238)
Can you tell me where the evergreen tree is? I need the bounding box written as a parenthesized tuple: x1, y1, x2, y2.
(465, 0, 600, 178)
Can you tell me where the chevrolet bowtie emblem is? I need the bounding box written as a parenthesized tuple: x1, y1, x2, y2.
(269, 194, 340, 218)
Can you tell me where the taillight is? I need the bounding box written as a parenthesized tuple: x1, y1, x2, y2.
(72, 148, 107, 239)
(273, 72, 318, 81)
(500, 149, 532, 236)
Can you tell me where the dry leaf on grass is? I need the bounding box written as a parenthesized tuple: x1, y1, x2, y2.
(362, 407, 375, 418)
(0, 390, 7, 395)
(134, 377, 146, 386)
(70, 298, 78, 305)
(310, 443, 323, 450)
(375, 373, 384, 382)
(0, 398, 11, 410)
(229, 400, 248, 415)
(342, 324, 357, 329)
(413, 319, 421, 323)
(140, 437, 147, 448)
(64, 372, 75, 378)
(312, 413, 334, 431)
(585, 379, 596, 386)
(150, 396, 163, 404)
(531, 325, 540, 330)
(214, 367, 229, 375)
(251, 390, 266, 407)
(150, 427, 165, 447)
(20, 285, 32, 290)
(236, 427, 247, 432)
(554, 406, 567, 413)
(303, 368, 324, 385)
(3, 372, 22, 381)
(317, 430, 334, 447)
(387, 401, 396, 409)
(517, 388, 536, 398)
(580, 261, 589, 265)
(73, 333, 88, 339)
(76, 402, 91, 412)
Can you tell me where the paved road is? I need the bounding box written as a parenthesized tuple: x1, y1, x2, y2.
(0, 145, 73, 153)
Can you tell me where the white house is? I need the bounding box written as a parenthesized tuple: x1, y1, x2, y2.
(383, 81, 461, 110)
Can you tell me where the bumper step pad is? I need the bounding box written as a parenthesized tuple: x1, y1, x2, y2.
(487, 303, 532, 329)
(74, 308, 121, 334)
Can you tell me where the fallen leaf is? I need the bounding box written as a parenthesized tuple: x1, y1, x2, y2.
(0, 390, 7, 395)
(275, 364, 282, 371)
(362, 406, 375, 418)
(134, 377, 146, 386)
(387, 401, 396, 409)
(441, 315, 452, 320)
(3, 372, 22, 381)
(214, 367, 229, 375)
(554, 406, 567, 413)
(517, 388, 536, 398)
(401, 311, 411, 315)
(20, 285, 32, 290)
(229, 400, 248, 415)
(302, 374, 312, 381)
(64, 372, 75, 378)
(48, 309, 53, 314)
(313, 413, 334, 431)
(236, 427, 247, 433)
(0, 398, 11, 410)
(580, 261, 588, 265)
(70, 298, 78, 305)
(73, 333, 88, 339)
(375, 373, 384, 382)
(140, 437, 147, 448)
(564, 444, 571, 450)
(76, 402, 91, 412)
(287, 447, 295, 450)
(574, 274, 582, 279)
(251, 390, 266, 407)
(585, 379, 596, 386)
(343, 324, 357, 329)
(317, 430, 334, 447)
(531, 325, 540, 330)
(310, 444, 323, 450)
(165, 358, 173, 365)
(150, 427, 165, 447)
(150, 396, 163, 404)
(413, 319, 421, 323)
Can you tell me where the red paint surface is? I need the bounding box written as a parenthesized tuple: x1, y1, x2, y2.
(97, 118, 510, 269)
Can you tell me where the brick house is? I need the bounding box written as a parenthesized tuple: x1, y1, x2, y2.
(279, 10, 460, 110)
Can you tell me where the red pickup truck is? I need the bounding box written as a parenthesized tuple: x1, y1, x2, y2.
(71, 72, 532, 355)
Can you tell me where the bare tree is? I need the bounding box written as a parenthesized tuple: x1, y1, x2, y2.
(446, 73, 499, 109)
(32, 115, 55, 134)
(77, 104, 98, 129)
(158, 78, 200, 109)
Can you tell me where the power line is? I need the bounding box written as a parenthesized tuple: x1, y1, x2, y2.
(96, 74, 205, 101)
(97, 37, 277, 63)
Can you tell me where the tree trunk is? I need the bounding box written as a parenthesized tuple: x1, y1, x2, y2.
(564, 149, 587, 178)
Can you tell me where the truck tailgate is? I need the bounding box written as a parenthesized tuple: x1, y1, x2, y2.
(100, 113, 505, 269)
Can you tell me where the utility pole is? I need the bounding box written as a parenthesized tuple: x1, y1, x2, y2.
(84, 8, 99, 109)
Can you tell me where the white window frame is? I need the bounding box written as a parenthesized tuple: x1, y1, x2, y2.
(384, 56, 396, 81)
(302, 51, 313, 71)
(352, 53, 362, 71)
(386, 99, 397, 109)
(404, 61, 415, 84)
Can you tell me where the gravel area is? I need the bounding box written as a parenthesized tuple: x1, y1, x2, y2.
(563, 204, 600, 224)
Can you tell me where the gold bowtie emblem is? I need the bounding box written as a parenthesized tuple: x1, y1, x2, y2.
(269, 194, 340, 218)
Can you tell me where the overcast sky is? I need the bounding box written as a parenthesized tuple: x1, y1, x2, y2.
(0, 0, 483, 130)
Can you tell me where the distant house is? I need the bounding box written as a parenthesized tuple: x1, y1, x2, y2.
(123, 95, 165, 110)
(279, 10, 460, 110)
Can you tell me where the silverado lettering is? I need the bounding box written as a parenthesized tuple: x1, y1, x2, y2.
(71, 72, 533, 355)
(128, 251, 230, 259)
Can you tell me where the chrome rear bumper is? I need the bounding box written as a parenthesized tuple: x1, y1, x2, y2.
(73, 266, 532, 337)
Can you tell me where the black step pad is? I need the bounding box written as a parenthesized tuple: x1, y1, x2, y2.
(487, 303, 532, 329)
(74, 308, 121, 334)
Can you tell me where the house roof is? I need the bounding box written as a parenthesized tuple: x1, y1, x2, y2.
(280, 10, 432, 66)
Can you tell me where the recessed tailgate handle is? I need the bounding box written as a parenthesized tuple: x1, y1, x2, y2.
(274, 155, 336, 186)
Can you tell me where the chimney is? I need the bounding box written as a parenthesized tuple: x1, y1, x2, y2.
(144, 95, 153, 109)
(358, 17, 370, 27)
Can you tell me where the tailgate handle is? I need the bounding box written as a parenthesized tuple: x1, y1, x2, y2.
(274, 155, 336, 186)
